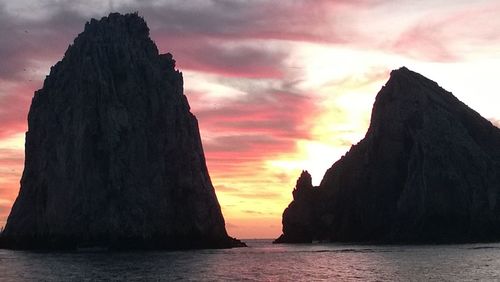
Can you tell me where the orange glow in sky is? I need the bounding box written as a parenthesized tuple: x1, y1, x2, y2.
(0, 1, 500, 239)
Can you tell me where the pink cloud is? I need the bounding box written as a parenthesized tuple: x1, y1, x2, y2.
(0, 148, 24, 207)
(189, 89, 319, 175)
(152, 36, 288, 79)
(196, 91, 316, 137)
(217, 184, 282, 201)
(392, 2, 500, 61)
(143, 0, 367, 44)
(0, 83, 36, 139)
(393, 25, 458, 62)
(0, 149, 23, 167)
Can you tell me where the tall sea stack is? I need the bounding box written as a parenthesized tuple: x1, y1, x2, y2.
(275, 67, 500, 244)
(1, 13, 243, 250)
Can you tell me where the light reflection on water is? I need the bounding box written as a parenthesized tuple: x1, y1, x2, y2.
(1, 240, 500, 281)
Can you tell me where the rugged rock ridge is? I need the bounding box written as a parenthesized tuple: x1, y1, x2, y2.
(1, 13, 244, 250)
(275, 67, 500, 244)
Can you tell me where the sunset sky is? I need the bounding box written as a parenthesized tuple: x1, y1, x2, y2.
(0, 0, 499, 239)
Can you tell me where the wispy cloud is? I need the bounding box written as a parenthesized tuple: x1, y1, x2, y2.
(194, 87, 320, 179)
(392, 2, 500, 61)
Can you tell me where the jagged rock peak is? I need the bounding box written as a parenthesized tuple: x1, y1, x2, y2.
(84, 12, 149, 35)
(378, 67, 447, 104)
(292, 170, 314, 202)
(43, 12, 176, 92)
(377, 66, 458, 107)
(389, 66, 437, 85)
(70, 12, 159, 60)
(295, 170, 313, 190)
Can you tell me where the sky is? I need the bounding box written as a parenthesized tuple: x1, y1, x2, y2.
(0, 0, 499, 239)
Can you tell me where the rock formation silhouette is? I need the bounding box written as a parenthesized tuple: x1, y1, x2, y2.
(275, 67, 500, 244)
(1, 13, 244, 250)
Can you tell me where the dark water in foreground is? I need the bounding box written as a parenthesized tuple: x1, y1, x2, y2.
(1, 240, 500, 281)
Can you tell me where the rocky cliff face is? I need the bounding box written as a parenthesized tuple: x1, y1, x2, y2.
(275, 67, 500, 244)
(1, 13, 243, 250)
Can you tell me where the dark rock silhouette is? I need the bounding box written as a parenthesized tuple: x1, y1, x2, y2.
(275, 67, 500, 244)
(1, 13, 244, 250)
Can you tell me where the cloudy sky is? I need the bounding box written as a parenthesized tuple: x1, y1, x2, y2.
(0, 0, 499, 238)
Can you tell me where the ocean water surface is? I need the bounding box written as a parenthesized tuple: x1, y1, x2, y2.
(1, 239, 500, 281)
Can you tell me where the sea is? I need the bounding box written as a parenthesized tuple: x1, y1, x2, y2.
(1, 239, 500, 281)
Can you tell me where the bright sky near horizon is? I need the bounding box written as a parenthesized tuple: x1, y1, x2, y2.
(0, 0, 499, 239)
